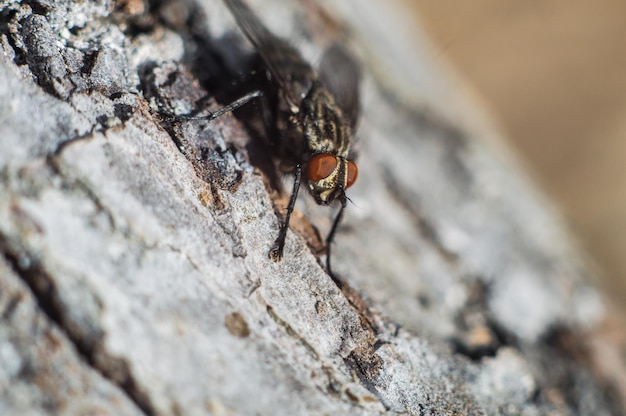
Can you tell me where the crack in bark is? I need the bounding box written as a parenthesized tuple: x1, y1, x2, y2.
(266, 305, 320, 360)
(267, 300, 391, 411)
(0, 235, 155, 416)
(0, 123, 197, 415)
(344, 345, 389, 411)
(323, 275, 399, 411)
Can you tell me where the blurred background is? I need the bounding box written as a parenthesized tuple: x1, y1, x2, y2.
(404, 0, 626, 310)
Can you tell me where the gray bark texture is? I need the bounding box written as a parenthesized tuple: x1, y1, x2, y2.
(1, 0, 625, 415)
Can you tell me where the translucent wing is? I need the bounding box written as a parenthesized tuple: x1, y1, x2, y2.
(318, 43, 361, 129)
(224, 0, 315, 107)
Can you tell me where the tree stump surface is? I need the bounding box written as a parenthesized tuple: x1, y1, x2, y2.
(0, 0, 624, 415)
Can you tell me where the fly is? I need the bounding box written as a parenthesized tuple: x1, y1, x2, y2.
(203, 0, 361, 276)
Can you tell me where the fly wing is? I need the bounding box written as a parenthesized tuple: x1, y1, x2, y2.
(318, 43, 361, 130)
(224, 0, 315, 107)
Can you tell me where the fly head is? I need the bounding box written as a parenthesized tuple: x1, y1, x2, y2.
(305, 153, 357, 205)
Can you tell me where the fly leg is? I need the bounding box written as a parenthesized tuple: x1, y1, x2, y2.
(269, 164, 302, 261)
(177, 90, 264, 121)
(325, 197, 346, 280)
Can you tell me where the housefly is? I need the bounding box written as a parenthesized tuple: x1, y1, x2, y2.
(208, 0, 361, 276)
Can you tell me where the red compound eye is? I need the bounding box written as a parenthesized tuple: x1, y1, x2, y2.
(346, 160, 358, 188)
(306, 153, 337, 181)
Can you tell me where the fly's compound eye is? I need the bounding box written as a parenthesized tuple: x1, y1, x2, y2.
(306, 153, 337, 182)
(346, 160, 358, 189)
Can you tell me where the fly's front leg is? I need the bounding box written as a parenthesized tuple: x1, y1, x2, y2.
(269, 164, 302, 261)
(325, 197, 346, 280)
(177, 90, 264, 121)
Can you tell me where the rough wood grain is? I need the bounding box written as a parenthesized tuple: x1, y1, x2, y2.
(0, 0, 624, 414)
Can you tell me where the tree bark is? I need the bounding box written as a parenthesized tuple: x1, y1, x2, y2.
(0, 0, 624, 414)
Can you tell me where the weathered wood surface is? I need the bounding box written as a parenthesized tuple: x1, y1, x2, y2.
(0, 0, 624, 414)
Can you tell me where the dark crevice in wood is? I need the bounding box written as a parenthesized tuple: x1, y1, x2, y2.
(451, 279, 516, 361)
(0, 236, 156, 416)
(344, 346, 389, 411)
(266, 305, 320, 360)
